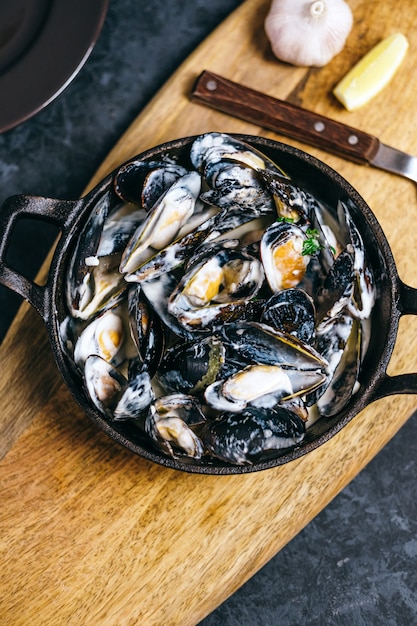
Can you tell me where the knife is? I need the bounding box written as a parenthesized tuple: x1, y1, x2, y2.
(191, 70, 417, 184)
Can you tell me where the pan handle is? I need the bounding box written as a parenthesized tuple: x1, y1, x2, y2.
(0, 194, 82, 321)
(370, 280, 417, 401)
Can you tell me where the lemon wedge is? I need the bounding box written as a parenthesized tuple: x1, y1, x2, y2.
(333, 33, 409, 111)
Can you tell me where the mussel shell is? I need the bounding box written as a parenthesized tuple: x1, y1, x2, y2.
(317, 317, 362, 417)
(73, 307, 126, 369)
(184, 237, 240, 272)
(167, 246, 264, 332)
(84, 355, 127, 418)
(216, 321, 327, 370)
(261, 221, 310, 293)
(305, 313, 354, 406)
(127, 284, 165, 376)
(140, 271, 196, 340)
(316, 248, 355, 324)
(261, 288, 316, 344)
(204, 364, 326, 413)
(114, 159, 188, 208)
(190, 132, 288, 178)
(158, 335, 226, 395)
(203, 405, 306, 465)
(120, 171, 201, 276)
(66, 190, 113, 317)
(204, 159, 260, 189)
(67, 199, 139, 320)
(96, 204, 146, 257)
(145, 394, 206, 459)
(125, 205, 222, 283)
(335, 200, 376, 320)
(185, 247, 264, 304)
(113, 368, 154, 421)
(202, 158, 276, 214)
(71, 259, 128, 321)
(200, 186, 274, 216)
(315, 314, 354, 368)
(260, 170, 315, 224)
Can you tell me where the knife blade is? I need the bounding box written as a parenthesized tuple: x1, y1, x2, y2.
(191, 70, 417, 184)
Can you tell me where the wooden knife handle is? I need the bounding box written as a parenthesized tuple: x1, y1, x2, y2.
(191, 70, 381, 165)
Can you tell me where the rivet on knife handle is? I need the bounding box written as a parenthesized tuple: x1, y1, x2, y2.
(191, 70, 380, 166)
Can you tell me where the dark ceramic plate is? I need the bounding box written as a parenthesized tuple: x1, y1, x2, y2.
(0, 0, 108, 133)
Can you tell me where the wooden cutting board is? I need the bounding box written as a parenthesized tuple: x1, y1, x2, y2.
(2, 1, 417, 623)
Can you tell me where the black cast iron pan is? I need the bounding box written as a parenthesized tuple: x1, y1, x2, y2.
(0, 135, 416, 474)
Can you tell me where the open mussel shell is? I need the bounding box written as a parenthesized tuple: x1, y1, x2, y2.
(167, 244, 265, 332)
(190, 132, 288, 179)
(114, 159, 188, 209)
(145, 394, 206, 460)
(127, 284, 165, 376)
(41, 134, 397, 474)
(119, 171, 202, 276)
(157, 335, 226, 395)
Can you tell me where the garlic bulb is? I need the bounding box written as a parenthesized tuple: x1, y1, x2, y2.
(265, 0, 354, 67)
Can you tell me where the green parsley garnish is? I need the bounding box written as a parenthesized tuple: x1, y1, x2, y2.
(302, 228, 323, 256)
(276, 216, 295, 224)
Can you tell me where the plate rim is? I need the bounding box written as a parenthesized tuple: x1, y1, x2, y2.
(0, 0, 109, 133)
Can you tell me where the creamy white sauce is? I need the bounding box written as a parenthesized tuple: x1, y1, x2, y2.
(85, 256, 99, 267)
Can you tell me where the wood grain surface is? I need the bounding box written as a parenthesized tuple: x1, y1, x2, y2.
(2, 0, 417, 624)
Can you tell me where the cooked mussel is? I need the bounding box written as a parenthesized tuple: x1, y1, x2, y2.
(73, 306, 126, 369)
(203, 405, 306, 465)
(120, 171, 202, 276)
(158, 335, 226, 395)
(260, 170, 317, 224)
(316, 317, 362, 417)
(84, 354, 128, 418)
(167, 242, 264, 331)
(204, 363, 326, 412)
(124, 205, 221, 283)
(114, 159, 188, 209)
(217, 321, 327, 370)
(260, 221, 311, 292)
(203, 320, 328, 412)
(337, 200, 376, 319)
(112, 366, 154, 421)
(67, 192, 131, 320)
(145, 394, 206, 459)
(190, 132, 287, 178)
(127, 284, 165, 376)
(261, 288, 316, 344)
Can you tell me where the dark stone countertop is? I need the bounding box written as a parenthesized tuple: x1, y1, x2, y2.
(0, 1, 416, 624)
